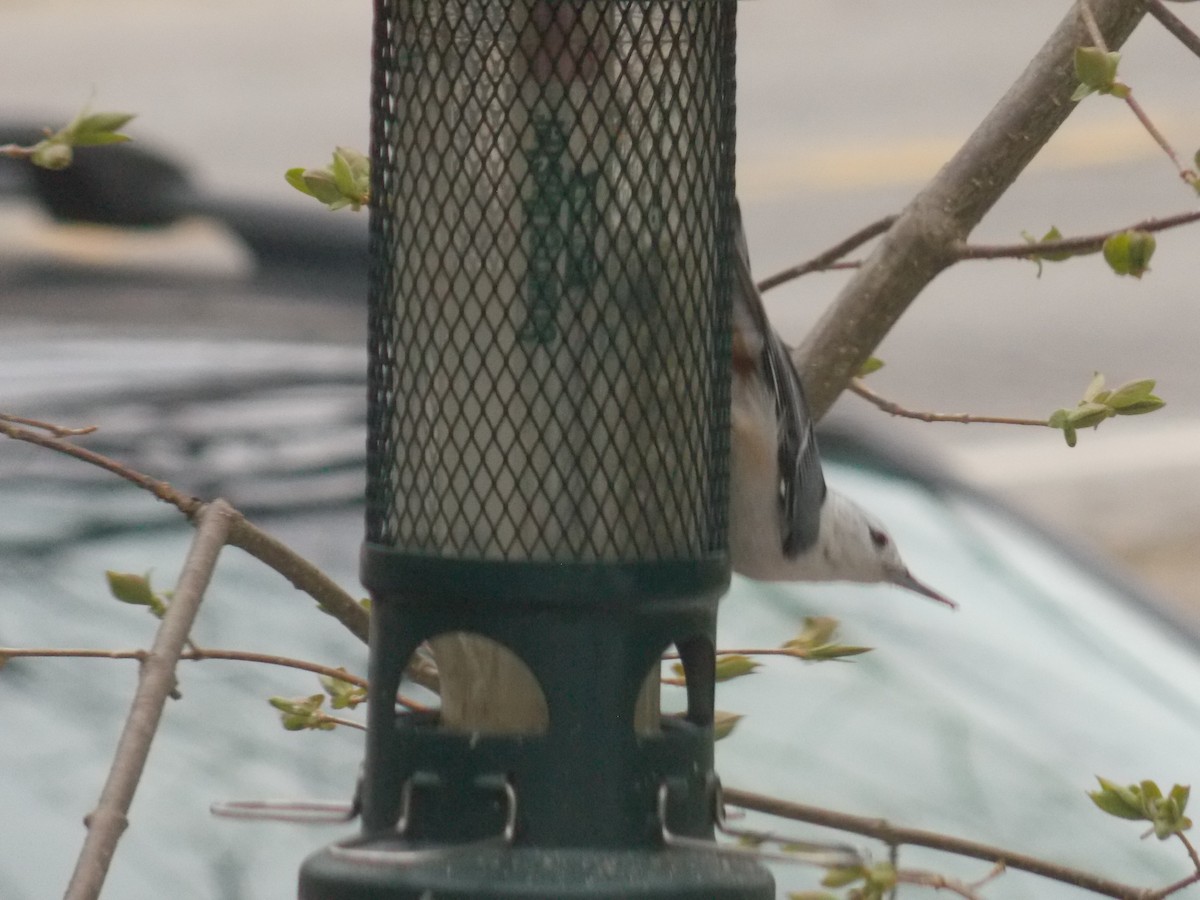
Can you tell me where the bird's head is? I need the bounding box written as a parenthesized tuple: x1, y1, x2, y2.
(818, 492, 957, 609)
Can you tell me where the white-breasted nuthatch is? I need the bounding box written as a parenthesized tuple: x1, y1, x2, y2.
(727, 205, 956, 609)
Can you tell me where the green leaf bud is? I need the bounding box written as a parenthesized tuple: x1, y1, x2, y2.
(1066, 401, 1112, 430)
(1106, 378, 1155, 408)
(820, 867, 865, 889)
(714, 654, 760, 682)
(1073, 47, 1122, 98)
(31, 140, 73, 170)
(67, 111, 135, 147)
(106, 570, 156, 607)
(713, 710, 742, 741)
(857, 357, 885, 377)
(1113, 397, 1165, 416)
(1082, 372, 1107, 403)
(1103, 230, 1156, 278)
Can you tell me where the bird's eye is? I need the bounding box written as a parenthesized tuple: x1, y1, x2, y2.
(868, 528, 889, 550)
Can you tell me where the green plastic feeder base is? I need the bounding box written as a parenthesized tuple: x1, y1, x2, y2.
(299, 843, 774, 899)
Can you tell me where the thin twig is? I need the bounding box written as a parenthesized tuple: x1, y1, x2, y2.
(0, 646, 430, 713)
(896, 868, 987, 900)
(0, 143, 35, 160)
(0, 415, 372, 648)
(969, 862, 1009, 893)
(321, 715, 366, 732)
(724, 647, 863, 661)
(222, 516, 371, 647)
(64, 500, 234, 900)
(0, 416, 202, 510)
(1079, 0, 1110, 51)
(722, 786, 1164, 900)
(757, 215, 894, 293)
(849, 378, 1050, 427)
(1082, 0, 1196, 186)
(1177, 832, 1200, 872)
(1147, 0, 1200, 61)
(0, 645, 367, 688)
(956, 209, 1200, 260)
(1122, 91, 1196, 185)
(0, 412, 97, 437)
(1149, 869, 1200, 900)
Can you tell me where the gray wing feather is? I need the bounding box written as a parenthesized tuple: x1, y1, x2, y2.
(731, 202, 827, 556)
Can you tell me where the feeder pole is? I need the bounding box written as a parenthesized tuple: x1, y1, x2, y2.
(300, 1, 772, 896)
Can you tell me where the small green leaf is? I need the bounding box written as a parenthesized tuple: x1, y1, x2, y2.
(864, 862, 897, 891)
(330, 148, 359, 197)
(1106, 378, 1155, 408)
(285, 167, 314, 196)
(1066, 401, 1112, 430)
(300, 169, 345, 206)
(1114, 397, 1165, 415)
(286, 148, 369, 211)
(714, 654, 759, 682)
(821, 867, 865, 889)
(805, 644, 873, 661)
(1103, 230, 1156, 278)
(335, 145, 369, 183)
(1073, 47, 1122, 98)
(857, 357, 885, 377)
(1036, 226, 1074, 261)
(320, 670, 367, 709)
(71, 110, 135, 133)
(787, 893, 840, 900)
(1169, 784, 1190, 817)
(1090, 788, 1145, 820)
(30, 140, 73, 170)
(1070, 82, 1094, 102)
(269, 694, 330, 731)
(1090, 776, 1149, 820)
(66, 111, 136, 147)
(781, 616, 872, 661)
(1022, 225, 1077, 275)
(105, 570, 168, 617)
(713, 710, 742, 741)
(790, 616, 840, 648)
(1082, 372, 1107, 403)
(106, 570, 156, 607)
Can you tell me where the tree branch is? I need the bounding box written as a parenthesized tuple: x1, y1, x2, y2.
(896, 867, 988, 900)
(723, 786, 1178, 900)
(756, 215, 894, 293)
(956, 209, 1200, 260)
(0, 645, 368, 688)
(0, 645, 430, 712)
(849, 378, 1051, 427)
(0, 415, 371, 647)
(797, 0, 1149, 420)
(64, 500, 234, 900)
(1147, 0, 1200, 60)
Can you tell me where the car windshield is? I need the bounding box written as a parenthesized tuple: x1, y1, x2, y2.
(3, 331, 1198, 899)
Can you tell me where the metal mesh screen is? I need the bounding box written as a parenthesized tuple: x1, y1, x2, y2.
(365, 0, 736, 564)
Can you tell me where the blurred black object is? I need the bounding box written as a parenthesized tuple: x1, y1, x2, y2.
(0, 118, 368, 285)
(1, 123, 192, 226)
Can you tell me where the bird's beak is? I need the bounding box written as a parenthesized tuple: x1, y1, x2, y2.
(893, 570, 958, 609)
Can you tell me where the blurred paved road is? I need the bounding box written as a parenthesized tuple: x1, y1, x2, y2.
(4, 0, 1200, 617)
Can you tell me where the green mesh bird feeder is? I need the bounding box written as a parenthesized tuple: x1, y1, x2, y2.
(299, 1, 771, 896)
